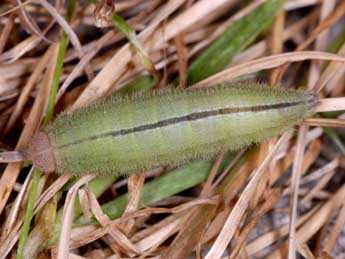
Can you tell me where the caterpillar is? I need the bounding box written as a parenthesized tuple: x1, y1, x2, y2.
(27, 83, 318, 176)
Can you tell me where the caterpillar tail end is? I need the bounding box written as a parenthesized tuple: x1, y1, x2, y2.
(28, 131, 56, 173)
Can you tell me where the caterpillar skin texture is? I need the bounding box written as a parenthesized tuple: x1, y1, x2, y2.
(29, 83, 318, 176)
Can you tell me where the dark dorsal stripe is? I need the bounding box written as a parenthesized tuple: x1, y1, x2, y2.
(58, 100, 304, 148)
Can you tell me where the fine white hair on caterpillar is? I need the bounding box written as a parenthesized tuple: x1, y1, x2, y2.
(27, 83, 318, 176)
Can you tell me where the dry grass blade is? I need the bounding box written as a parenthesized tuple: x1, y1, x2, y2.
(72, 0, 231, 109)
(304, 118, 345, 128)
(230, 189, 281, 258)
(0, 0, 35, 17)
(34, 175, 71, 213)
(0, 35, 42, 63)
(0, 13, 14, 54)
(315, 97, 345, 112)
(196, 51, 345, 87)
(4, 48, 52, 133)
(135, 215, 188, 253)
(0, 45, 58, 216)
(120, 173, 145, 234)
(314, 40, 345, 92)
(85, 187, 139, 255)
(246, 205, 320, 256)
(288, 126, 308, 259)
(174, 32, 188, 88)
(323, 199, 345, 253)
(268, 185, 345, 259)
(301, 158, 339, 185)
(301, 169, 336, 204)
(283, 0, 320, 11)
(56, 31, 114, 102)
(1, 2, 345, 258)
(57, 175, 95, 259)
(205, 132, 291, 259)
(296, 241, 315, 259)
(34, 0, 93, 79)
(0, 151, 28, 163)
(0, 167, 33, 239)
(200, 153, 224, 197)
(276, 0, 345, 81)
(15, 0, 51, 43)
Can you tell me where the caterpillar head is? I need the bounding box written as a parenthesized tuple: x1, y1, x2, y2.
(28, 131, 56, 173)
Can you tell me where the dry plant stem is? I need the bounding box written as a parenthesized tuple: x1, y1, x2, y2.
(0, 167, 33, 239)
(120, 173, 146, 234)
(132, 213, 188, 250)
(23, 196, 58, 259)
(247, 140, 321, 255)
(0, 35, 42, 63)
(230, 189, 281, 258)
(71, 0, 188, 109)
(283, 0, 320, 11)
(246, 205, 320, 256)
(200, 153, 224, 197)
(35, 0, 93, 79)
(68, 198, 217, 251)
(296, 241, 315, 259)
(301, 170, 336, 204)
(130, 208, 181, 242)
(315, 97, 345, 112)
(4, 48, 52, 133)
(269, 8, 284, 85)
(0, 13, 14, 54)
(1, 1, 345, 257)
(162, 201, 219, 259)
(174, 32, 188, 88)
(268, 184, 345, 259)
(0, 18, 55, 63)
(276, 0, 345, 81)
(78, 189, 91, 220)
(300, 158, 339, 185)
(279, 140, 323, 194)
(15, 0, 50, 43)
(85, 188, 139, 255)
(0, 45, 58, 217)
(0, 151, 28, 163)
(210, 149, 246, 192)
(304, 118, 345, 128)
(0, 0, 35, 17)
(72, 0, 230, 109)
(56, 31, 114, 102)
(205, 132, 291, 259)
(0, 175, 70, 259)
(289, 126, 308, 259)
(315, 41, 345, 92)
(323, 199, 345, 253)
(308, 0, 336, 87)
(232, 11, 315, 66)
(188, 0, 268, 66)
(57, 175, 95, 259)
(196, 51, 345, 88)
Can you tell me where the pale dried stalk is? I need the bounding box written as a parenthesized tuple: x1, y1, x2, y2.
(197, 51, 345, 88)
(57, 175, 95, 259)
(205, 132, 291, 259)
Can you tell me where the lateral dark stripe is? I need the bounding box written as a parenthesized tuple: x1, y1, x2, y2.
(58, 101, 304, 148)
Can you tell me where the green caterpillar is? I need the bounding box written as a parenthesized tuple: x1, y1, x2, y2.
(28, 83, 318, 176)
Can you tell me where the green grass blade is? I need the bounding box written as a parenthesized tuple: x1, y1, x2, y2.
(16, 170, 40, 259)
(76, 160, 214, 224)
(17, 2, 75, 257)
(187, 0, 284, 84)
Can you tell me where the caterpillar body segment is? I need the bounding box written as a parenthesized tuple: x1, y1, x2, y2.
(29, 83, 318, 176)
